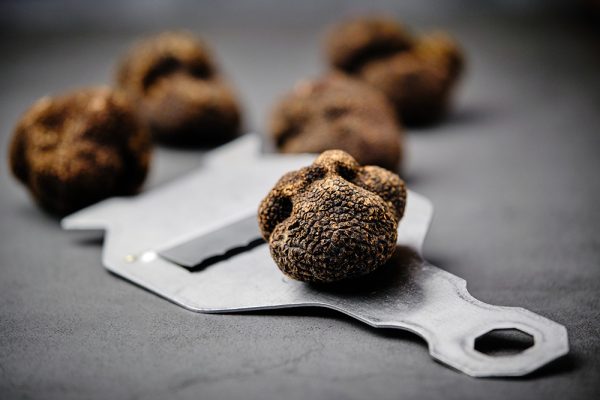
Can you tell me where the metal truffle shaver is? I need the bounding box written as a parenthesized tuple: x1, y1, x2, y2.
(62, 135, 568, 377)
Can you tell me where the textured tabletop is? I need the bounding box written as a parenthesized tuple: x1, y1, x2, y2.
(0, 2, 599, 399)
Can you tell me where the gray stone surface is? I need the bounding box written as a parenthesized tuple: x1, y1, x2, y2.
(0, 2, 599, 399)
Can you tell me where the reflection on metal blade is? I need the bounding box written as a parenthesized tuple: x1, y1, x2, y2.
(159, 214, 264, 269)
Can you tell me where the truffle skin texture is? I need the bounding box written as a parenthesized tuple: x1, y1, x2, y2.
(326, 17, 414, 72)
(116, 31, 242, 146)
(9, 87, 152, 215)
(258, 150, 407, 283)
(325, 17, 465, 125)
(269, 73, 403, 172)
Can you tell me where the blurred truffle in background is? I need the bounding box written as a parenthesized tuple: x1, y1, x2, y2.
(116, 31, 242, 146)
(325, 17, 464, 126)
(8, 87, 152, 215)
(269, 73, 403, 172)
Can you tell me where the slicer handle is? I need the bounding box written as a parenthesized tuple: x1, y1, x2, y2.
(337, 261, 569, 377)
(418, 294, 569, 377)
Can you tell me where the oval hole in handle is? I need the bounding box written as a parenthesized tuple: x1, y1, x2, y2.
(427, 309, 569, 378)
(474, 328, 534, 356)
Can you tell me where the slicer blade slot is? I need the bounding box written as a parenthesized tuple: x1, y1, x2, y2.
(184, 238, 265, 271)
(158, 214, 265, 269)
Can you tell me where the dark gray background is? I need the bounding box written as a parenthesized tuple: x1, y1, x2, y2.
(1, 1, 599, 399)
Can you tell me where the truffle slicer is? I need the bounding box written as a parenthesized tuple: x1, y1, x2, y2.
(62, 135, 568, 378)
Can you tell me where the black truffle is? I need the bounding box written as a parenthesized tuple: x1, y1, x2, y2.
(258, 150, 407, 283)
(326, 17, 413, 73)
(116, 31, 242, 146)
(270, 73, 403, 172)
(9, 87, 151, 215)
(325, 17, 464, 125)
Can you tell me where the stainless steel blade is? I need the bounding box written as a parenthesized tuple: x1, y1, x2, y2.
(62, 134, 569, 377)
(159, 215, 264, 269)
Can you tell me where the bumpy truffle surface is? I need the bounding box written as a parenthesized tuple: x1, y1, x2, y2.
(326, 17, 413, 72)
(9, 87, 151, 215)
(116, 31, 242, 146)
(270, 73, 403, 171)
(258, 150, 407, 283)
(325, 17, 464, 125)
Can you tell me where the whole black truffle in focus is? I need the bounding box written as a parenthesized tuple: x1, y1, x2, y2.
(258, 150, 407, 283)
(270, 73, 403, 172)
(325, 17, 464, 125)
(9, 87, 152, 215)
(116, 31, 242, 146)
